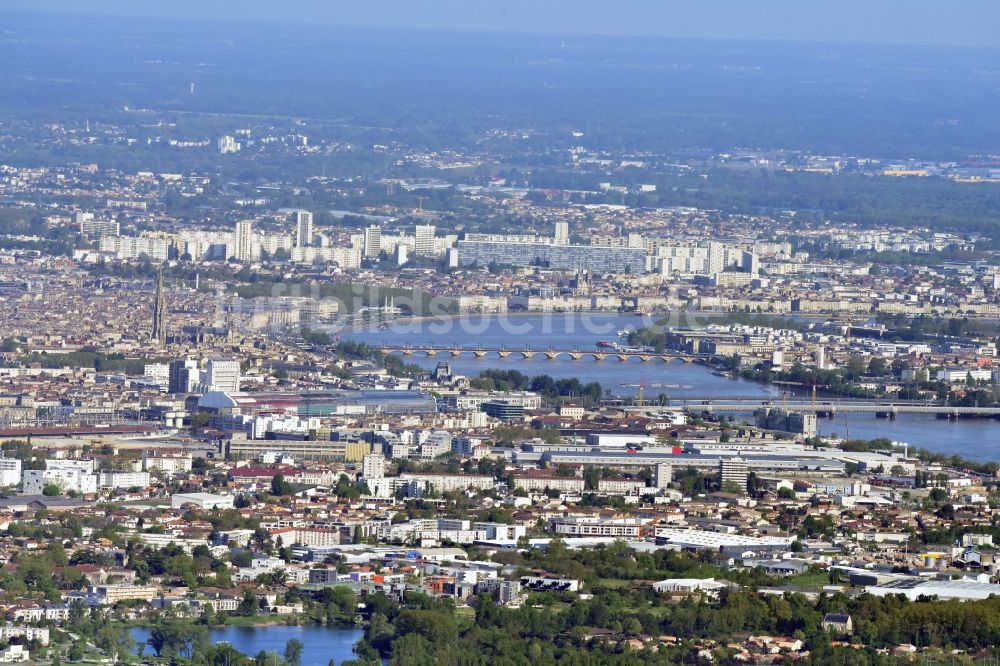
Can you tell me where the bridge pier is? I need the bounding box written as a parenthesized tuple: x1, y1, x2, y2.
(473, 351, 487, 358)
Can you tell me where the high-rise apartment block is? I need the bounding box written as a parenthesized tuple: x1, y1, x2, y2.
(718, 456, 749, 492)
(554, 221, 570, 245)
(234, 220, 254, 261)
(293, 210, 314, 248)
(364, 225, 382, 258)
(168, 359, 199, 394)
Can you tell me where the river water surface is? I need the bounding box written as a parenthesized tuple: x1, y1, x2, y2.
(341, 313, 1000, 462)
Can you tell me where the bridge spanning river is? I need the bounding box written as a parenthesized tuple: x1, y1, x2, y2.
(347, 314, 1000, 459)
(631, 399, 1000, 419)
(379, 345, 703, 363)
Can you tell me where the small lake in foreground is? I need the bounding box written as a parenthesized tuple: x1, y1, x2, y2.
(130, 625, 364, 665)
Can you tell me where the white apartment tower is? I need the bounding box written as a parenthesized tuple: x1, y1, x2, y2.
(293, 210, 314, 248)
(364, 225, 382, 258)
(654, 462, 672, 489)
(554, 221, 570, 245)
(414, 225, 436, 256)
(707, 241, 726, 275)
(218, 135, 240, 154)
(234, 220, 254, 262)
(362, 453, 387, 480)
(718, 456, 749, 492)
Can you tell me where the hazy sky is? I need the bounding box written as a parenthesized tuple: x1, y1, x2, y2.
(9, 0, 1000, 48)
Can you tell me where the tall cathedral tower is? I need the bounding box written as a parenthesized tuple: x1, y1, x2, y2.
(152, 270, 167, 345)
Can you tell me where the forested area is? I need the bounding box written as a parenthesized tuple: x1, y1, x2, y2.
(336, 543, 1000, 666)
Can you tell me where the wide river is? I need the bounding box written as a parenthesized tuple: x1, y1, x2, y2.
(342, 313, 1000, 462)
(131, 625, 364, 665)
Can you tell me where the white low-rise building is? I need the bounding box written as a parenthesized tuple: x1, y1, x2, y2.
(652, 578, 731, 599)
(399, 473, 495, 493)
(653, 527, 794, 554)
(866, 577, 1000, 601)
(142, 453, 193, 474)
(271, 528, 341, 548)
(473, 522, 527, 541)
(22, 468, 97, 496)
(597, 478, 648, 495)
(550, 516, 648, 538)
(0, 644, 28, 663)
(171, 493, 235, 510)
(0, 457, 22, 488)
(513, 474, 585, 494)
(0, 625, 49, 645)
(99, 470, 151, 489)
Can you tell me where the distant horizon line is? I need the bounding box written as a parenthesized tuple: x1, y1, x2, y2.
(5, 8, 1000, 52)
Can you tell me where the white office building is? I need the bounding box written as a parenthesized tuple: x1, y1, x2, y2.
(204, 359, 241, 393)
(143, 363, 170, 387)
